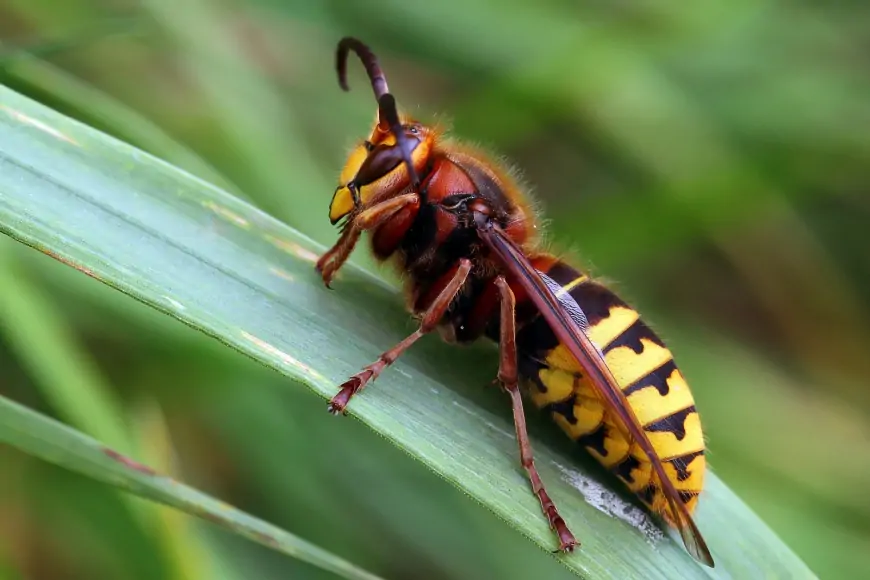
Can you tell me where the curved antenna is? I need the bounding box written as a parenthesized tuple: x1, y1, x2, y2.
(336, 37, 420, 189)
(336, 37, 389, 98)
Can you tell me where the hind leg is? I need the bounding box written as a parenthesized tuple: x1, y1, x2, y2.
(495, 276, 579, 552)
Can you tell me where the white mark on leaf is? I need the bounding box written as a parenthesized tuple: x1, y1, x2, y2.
(269, 266, 295, 282)
(163, 296, 186, 310)
(203, 201, 250, 228)
(1, 105, 78, 145)
(265, 235, 320, 264)
(555, 462, 664, 545)
(241, 331, 325, 382)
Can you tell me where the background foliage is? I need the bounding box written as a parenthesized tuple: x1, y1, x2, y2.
(0, 1, 868, 578)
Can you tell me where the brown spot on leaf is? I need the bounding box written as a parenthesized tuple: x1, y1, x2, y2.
(42, 249, 100, 280)
(253, 530, 280, 548)
(102, 448, 157, 476)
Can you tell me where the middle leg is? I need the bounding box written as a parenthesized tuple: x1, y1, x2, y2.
(328, 258, 472, 414)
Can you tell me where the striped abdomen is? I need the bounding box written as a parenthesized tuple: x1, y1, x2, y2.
(515, 257, 706, 516)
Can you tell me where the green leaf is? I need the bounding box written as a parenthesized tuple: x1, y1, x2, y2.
(0, 393, 382, 580)
(0, 84, 815, 579)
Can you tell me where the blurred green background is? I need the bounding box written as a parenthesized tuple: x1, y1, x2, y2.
(1, 1, 868, 578)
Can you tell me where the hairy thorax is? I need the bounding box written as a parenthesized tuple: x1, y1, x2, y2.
(367, 149, 534, 342)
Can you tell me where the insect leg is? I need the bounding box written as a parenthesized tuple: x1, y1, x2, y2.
(355, 193, 419, 229)
(328, 257, 471, 414)
(495, 276, 579, 553)
(315, 223, 361, 288)
(316, 193, 420, 287)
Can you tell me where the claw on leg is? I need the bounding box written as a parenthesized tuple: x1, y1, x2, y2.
(316, 257, 339, 289)
(326, 364, 383, 415)
(326, 377, 360, 415)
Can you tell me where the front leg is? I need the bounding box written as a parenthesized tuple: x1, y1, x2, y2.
(316, 193, 419, 287)
(315, 223, 360, 288)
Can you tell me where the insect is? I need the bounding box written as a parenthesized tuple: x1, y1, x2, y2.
(316, 37, 714, 567)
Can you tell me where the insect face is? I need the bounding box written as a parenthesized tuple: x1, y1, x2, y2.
(328, 122, 433, 224)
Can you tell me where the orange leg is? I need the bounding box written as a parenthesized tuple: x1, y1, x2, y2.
(328, 257, 471, 414)
(495, 276, 579, 553)
(315, 224, 360, 288)
(316, 193, 419, 287)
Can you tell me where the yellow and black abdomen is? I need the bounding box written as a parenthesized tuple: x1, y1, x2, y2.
(515, 260, 706, 517)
